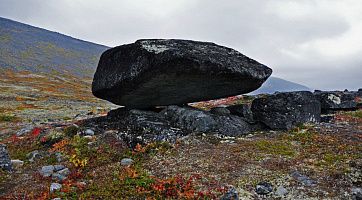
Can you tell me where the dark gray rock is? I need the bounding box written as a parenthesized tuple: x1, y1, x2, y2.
(352, 188, 362, 200)
(27, 150, 44, 162)
(358, 89, 362, 97)
(275, 186, 288, 196)
(52, 168, 70, 181)
(255, 182, 273, 195)
(50, 183, 62, 193)
(120, 158, 134, 166)
(314, 90, 361, 113)
(92, 39, 272, 108)
(210, 107, 231, 115)
(0, 144, 12, 171)
(220, 187, 239, 200)
(107, 108, 186, 147)
(291, 171, 317, 186)
(40, 165, 55, 177)
(161, 106, 251, 136)
(251, 91, 321, 130)
(226, 104, 254, 123)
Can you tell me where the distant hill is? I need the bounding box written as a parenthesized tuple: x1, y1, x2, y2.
(0, 17, 108, 77)
(251, 77, 310, 94)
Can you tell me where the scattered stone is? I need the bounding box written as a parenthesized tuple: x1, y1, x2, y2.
(275, 185, 288, 196)
(120, 158, 134, 166)
(252, 91, 321, 130)
(55, 152, 64, 162)
(10, 159, 24, 169)
(40, 165, 55, 177)
(0, 144, 12, 171)
(53, 165, 65, 171)
(255, 182, 273, 195)
(162, 105, 251, 136)
(50, 183, 62, 193)
(16, 126, 33, 136)
(220, 187, 239, 200)
(52, 168, 70, 181)
(27, 150, 43, 162)
(57, 168, 70, 176)
(291, 171, 317, 186)
(352, 188, 362, 200)
(92, 39, 272, 108)
(210, 107, 231, 115)
(84, 129, 95, 136)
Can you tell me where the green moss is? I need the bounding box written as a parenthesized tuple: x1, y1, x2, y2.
(288, 129, 315, 145)
(0, 115, 19, 122)
(255, 140, 296, 157)
(346, 110, 362, 118)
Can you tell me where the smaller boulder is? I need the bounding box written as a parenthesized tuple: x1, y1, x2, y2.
(11, 160, 24, 169)
(255, 182, 273, 195)
(120, 158, 134, 166)
(0, 144, 12, 171)
(27, 150, 43, 162)
(314, 90, 360, 113)
(84, 129, 95, 136)
(52, 168, 70, 181)
(50, 183, 62, 193)
(251, 91, 321, 130)
(40, 165, 55, 177)
(275, 186, 288, 196)
(291, 171, 317, 186)
(220, 187, 239, 200)
(162, 106, 252, 136)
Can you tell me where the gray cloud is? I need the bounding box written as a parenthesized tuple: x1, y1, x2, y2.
(0, 0, 361, 90)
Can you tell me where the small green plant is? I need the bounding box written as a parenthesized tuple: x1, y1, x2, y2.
(63, 125, 79, 138)
(0, 115, 19, 122)
(347, 110, 362, 118)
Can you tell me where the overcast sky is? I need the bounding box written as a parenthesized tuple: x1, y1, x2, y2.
(0, 0, 361, 90)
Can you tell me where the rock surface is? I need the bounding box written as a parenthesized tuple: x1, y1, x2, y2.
(162, 106, 252, 136)
(255, 182, 273, 195)
(0, 144, 12, 171)
(92, 39, 272, 108)
(251, 91, 321, 130)
(50, 183, 62, 193)
(314, 90, 362, 113)
(226, 104, 254, 123)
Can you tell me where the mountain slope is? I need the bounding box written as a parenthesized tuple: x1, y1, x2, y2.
(251, 77, 310, 94)
(0, 17, 108, 77)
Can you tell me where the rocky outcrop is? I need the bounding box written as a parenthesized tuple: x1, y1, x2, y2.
(162, 106, 252, 136)
(314, 90, 362, 113)
(0, 144, 12, 171)
(92, 39, 272, 108)
(251, 91, 321, 130)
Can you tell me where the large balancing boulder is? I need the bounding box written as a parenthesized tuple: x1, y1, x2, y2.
(92, 39, 272, 108)
(251, 91, 321, 130)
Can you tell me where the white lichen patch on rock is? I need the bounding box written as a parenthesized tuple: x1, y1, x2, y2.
(328, 94, 341, 105)
(140, 41, 169, 54)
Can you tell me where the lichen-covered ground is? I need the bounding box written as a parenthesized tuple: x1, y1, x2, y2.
(0, 70, 361, 199)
